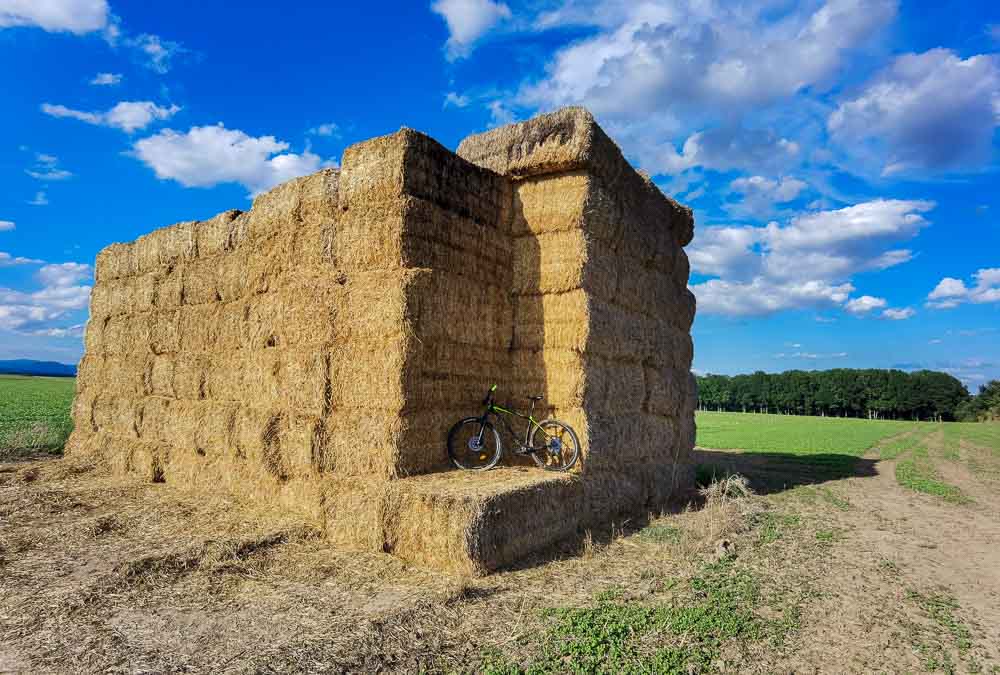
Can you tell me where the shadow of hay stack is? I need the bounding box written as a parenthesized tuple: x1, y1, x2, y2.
(66, 107, 697, 575)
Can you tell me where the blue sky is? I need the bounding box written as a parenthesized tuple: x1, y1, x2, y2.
(0, 0, 998, 390)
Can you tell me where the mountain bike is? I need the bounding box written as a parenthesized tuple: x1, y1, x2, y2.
(447, 385, 580, 471)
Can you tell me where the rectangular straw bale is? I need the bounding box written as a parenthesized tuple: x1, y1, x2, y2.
(92, 396, 140, 440)
(215, 300, 248, 351)
(100, 314, 134, 355)
(149, 355, 175, 397)
(328, 337, 406, 411)
(84, 354, 149, 397)
(587, 356, 645, 414)
(409, 271, 512, 349)
(89, 277, 135, 317)
(278, 413, 321, 478)
(155, 265, 183, 309)
(138, 396, 173, 445)
(280, 349, 330, 418)
(134, 220, 197, 273)
(244, 169, 339, 241)
(512, 290, 589, 352)
(70, 392, 96, 434)
(512, 229, 586, 296)
(510, 171, 590, 237)
(319, 411, 402, 479)
(509, 348, 585, 409)
(149, 309, 181, 355)
(172, 354, 209, 400)
(324, 479, 390, 550)
(178, 303, 221, 352)
(181, 258, 220, 305)
(330, 201, 406, 270)
(194, 209, 242, 257)
(400, 131, 510, 227)
(614, 263, 672, 318)
(402, 197, 512, 286)
(644, 366, 683, 417)
(204, 354, 244, 401)
(95, 242, 136, 282)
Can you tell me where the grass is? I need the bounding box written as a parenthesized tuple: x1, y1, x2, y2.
(0, 374, 76, 458)
(696, 410, 922, 457)
(481, 558, 778, 675)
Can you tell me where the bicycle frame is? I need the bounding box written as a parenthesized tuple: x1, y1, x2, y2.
(478, 388, 547, 452)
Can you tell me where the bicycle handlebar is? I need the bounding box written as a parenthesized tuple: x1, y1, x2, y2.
(482, 384, 497, 406)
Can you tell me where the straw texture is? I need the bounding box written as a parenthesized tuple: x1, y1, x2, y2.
(67, 107, 696, 574)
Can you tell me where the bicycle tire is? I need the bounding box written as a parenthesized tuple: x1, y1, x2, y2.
(530, 419, 580, 471)
(447, 417, 503, 470)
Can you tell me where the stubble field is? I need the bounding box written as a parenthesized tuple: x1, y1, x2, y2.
(1, 376, 999, 672)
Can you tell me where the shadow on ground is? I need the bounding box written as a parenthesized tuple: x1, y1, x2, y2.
(691, 448, 879, 495)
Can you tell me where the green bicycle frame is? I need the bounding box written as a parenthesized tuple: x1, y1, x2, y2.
(479, 384, 548, 452)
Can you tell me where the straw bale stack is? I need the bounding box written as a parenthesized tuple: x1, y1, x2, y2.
(67, 107, 696, 574)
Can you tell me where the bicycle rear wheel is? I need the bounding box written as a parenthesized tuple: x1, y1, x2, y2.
(447, 418, 502, 470)
(530, 419, 580, 471)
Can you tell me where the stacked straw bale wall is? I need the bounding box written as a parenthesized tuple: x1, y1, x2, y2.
(67, 107, 697, 574)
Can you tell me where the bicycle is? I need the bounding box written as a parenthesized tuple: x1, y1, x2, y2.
(447, 385, 580, 472)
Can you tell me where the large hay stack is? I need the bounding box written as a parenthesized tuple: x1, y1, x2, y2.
(67, 107, 697, 574)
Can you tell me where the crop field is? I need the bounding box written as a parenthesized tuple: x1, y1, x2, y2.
(695, 410, 921, 456)
(0, 374, 76, 458)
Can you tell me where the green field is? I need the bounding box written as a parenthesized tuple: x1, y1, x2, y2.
(0, 374, 76, 457)
(695, 410, 922, 456)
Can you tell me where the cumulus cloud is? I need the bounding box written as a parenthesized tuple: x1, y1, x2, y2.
(629, 125, 802, 175)
(520, 0, 896, 116)
(727, 175, 808, 218)
(431, 0, 511, 60)
(845, 295, 887, 315)
(90, 72, 122, 86)
(927, 268, 1000, 308)
(132, 124, 328, 196)
(0, 0, 109, 34)
(0, 220, 14, 232)
(0, 260, 92, 334)
(688, 199, 933, 316)
(882, 307, 915, 320)
(829, 49, 1000, 174)
(42, 100, 180, 133)
(28, 191, 48, 206)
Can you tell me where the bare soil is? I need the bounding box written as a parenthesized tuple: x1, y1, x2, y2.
(2, 429, 998, 673)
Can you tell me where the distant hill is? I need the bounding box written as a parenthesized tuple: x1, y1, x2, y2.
(0, 359, 77, 377)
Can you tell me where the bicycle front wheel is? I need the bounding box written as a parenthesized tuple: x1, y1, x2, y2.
(530, 419, 580, 471)
(447, 418, 502, 470)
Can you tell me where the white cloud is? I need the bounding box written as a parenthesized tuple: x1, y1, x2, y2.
(829, 49, 1000, 174)
(882, 307, 915, 320)
(25, 152, 72, 181)
(0, 220, 14, 232)
(845, 295, 887, 315)
(308, 122, 339, 137)
(520, 0, 896, 116)
(775, 350, 849, 360)
(37, 262, 92, 288)
(727, 175, 808, 218)
(90, 72, 122, 86)
(0, 259, 92, 333)
(927, 268, 1000, 308)
(689, 199, 933, 317)
(0, 0, 109, 34)
(444, 91, 471, 108)
(132, 124, 327, 196)
(28, 191, 48, 206)
(431, 0, 511, 60)
(125, 33, 184, 73)
(630, 125, 802, 175)
(0, 251, 43, 266)
(42, 101, 180, 133)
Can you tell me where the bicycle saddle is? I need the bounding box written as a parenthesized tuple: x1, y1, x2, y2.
(528, 395, 543, 401)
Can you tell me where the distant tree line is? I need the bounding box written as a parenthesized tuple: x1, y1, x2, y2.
(696, 369, 971, 422)
(956, 380, 1000, 422)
